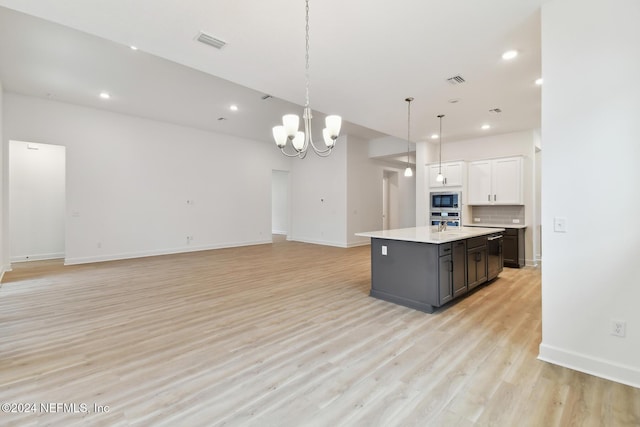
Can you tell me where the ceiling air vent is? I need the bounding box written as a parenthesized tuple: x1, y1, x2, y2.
(217, 117, 227, 121)
(489, 108, 502, 113)
(446, 75, 466, 85)
(196, 32, 226, 49)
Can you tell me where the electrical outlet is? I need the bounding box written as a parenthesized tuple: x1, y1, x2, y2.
(512, 219, 520, 224)
(381, 245, 387, 256)
(611, 319, 626, 337)
(474, 218, 481, 223)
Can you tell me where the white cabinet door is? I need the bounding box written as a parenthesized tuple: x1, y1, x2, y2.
(428, 161, 465, 188)
(467, 160, 492, 204)
(467, 157, 523, 205)
(492, 157, 523, 204)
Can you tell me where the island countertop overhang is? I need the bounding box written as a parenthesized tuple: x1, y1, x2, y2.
(355, 226, 505, 244)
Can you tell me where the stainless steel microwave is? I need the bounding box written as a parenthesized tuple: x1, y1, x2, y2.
(430, 191, 461, 209)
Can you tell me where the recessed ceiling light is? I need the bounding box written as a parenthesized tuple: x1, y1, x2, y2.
(502, 50, 518, 60)
(99, 92, 110, 100)
(481, 124, 491, 130)
(431, 134, 439, 140)
(535, 78, 544, 85)
(130, 45, 138, 51)
(229, 105, 238, 112)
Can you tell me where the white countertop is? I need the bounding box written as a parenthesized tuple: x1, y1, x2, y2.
(355, 226, 505, 244)
(463, 223, 527, 229)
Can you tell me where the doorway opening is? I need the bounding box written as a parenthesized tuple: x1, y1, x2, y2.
(271, 170, 289, 241)
(382, 170, 400, 230)
(9, 140, 66, 264)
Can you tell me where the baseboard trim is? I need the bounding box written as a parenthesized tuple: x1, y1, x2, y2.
(538, 343, 640, 388)
(11, 252, 65, 263)
(346, 241, 371, 248)
(64, 239, 272, 266)
(287, 237, 348, 248)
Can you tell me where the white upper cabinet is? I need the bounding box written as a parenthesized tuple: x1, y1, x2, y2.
(428, 161, 465, 188)
(467, 157, 523, 205)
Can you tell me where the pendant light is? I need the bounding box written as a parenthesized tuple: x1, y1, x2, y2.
(404, 97, 414, 177)
(436, 114, 445, 182)
(272, 0, 341, 158)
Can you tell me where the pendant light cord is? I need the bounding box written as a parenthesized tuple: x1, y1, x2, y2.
(406, 98, 412, 166)
(438, 114, 444, 173)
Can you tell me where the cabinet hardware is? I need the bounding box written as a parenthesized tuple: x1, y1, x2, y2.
(449, 260, 454, 272)
(494, 194, 497, 201)
(487, 194, 490, 201)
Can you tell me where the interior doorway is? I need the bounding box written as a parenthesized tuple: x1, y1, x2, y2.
(9, 140, 66, 262)
(382, 170, 399, 230)
(271, 170, 289, 240)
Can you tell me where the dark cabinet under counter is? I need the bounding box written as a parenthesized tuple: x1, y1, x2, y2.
(464, 224, 526, 268)
(503, 228, 525, 268)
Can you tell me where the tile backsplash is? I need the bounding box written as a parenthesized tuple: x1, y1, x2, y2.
(470, 205, 524, 225)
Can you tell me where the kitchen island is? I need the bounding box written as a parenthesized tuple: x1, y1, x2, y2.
(356, 226, 504, 313)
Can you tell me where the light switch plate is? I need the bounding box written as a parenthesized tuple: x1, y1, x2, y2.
(554, 216, 567, 232)
(512, 219, 520, 224)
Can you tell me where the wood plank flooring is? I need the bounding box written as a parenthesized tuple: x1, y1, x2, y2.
(1, 240, 638, 426)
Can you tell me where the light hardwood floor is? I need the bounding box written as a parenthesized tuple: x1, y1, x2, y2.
(1, 240, 638, 426)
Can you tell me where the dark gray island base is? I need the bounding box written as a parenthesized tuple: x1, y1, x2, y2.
(358, 227, 504, 313)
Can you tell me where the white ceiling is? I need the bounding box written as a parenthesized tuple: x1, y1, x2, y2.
(0, 0, 542, 146)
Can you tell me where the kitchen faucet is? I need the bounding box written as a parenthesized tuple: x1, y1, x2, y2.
(438, 220, 447, 232)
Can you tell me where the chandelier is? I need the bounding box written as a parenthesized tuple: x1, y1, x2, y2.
(272, 0, 342, 158)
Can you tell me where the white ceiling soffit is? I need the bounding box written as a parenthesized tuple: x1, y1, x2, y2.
(0, 0, 541, 143)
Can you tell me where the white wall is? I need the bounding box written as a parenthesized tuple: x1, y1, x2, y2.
(288, 134, 415, 248)
(289, 135, 348, 247)
(271, 170, 288, 235)
(539, 0, 640, 387)
(0, 81, 5, 279)
(9, 140, 65, 261)
(417, 130, 539, 265)
(3, 93, 290, 265)
(347, 135, 384, 247)
(368, 135, 409, 158)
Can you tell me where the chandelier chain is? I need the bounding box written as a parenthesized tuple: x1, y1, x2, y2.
(304, 0, 310, 108)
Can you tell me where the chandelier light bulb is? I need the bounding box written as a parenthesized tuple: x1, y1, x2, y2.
(436, 173, 444, 182)
(292, 132, 305, 151)
(404, 167, 413, 177)
(272, 126, 287, 148)
(283, 114, 300, 138)
(322, 128, 335, 148)
(325, 115, 342, 136)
